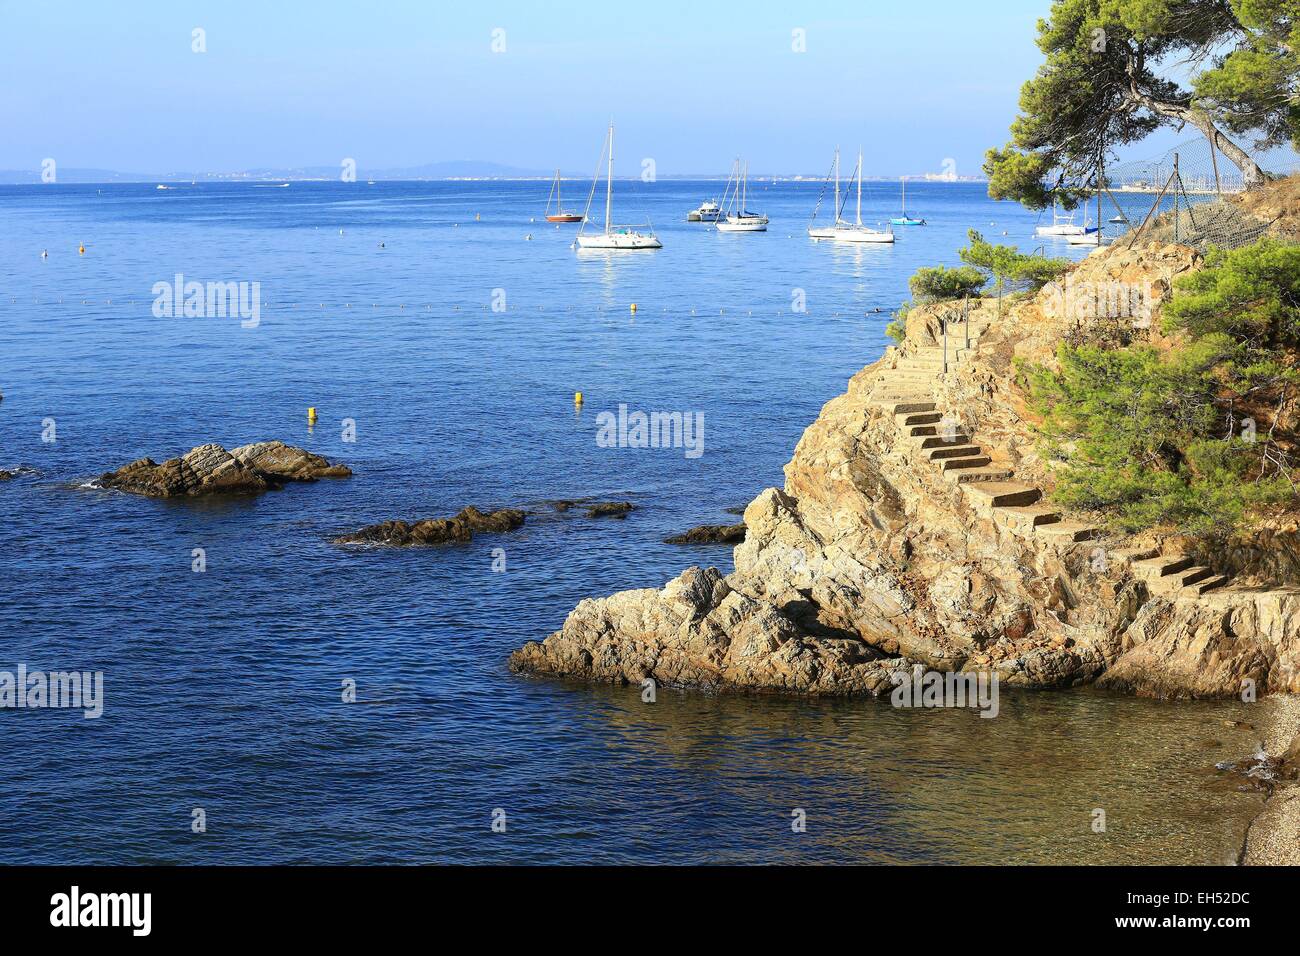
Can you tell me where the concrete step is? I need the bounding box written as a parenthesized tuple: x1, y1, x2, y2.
(1151, 565, 1215, 590)
(914, 432, 972, 448)
(963, 481, 1042, 507)
(939, 454, 993, 471)
(1132, 555, 1195, 579)
(995, 504, 1061, 529)
(944, 466, 1014, 484)
(884, 400, 937, 415)
(928, 444, 983, 461)
(1036, 521, 1102, 542)
(1112, 545, 1159, 564)
(1183, 574, 1229, 596)
(897, 411, 943, 426)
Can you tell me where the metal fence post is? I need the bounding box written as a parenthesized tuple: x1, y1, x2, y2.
(942, 316, 949, 375)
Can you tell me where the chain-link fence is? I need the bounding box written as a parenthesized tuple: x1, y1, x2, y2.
(1062, 136, 1300, 254)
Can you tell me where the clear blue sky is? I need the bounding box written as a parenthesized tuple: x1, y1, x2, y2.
(0, 0, 1057, 176)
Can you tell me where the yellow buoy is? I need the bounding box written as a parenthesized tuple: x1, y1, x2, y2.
(630, 303, 637, 314)
(307, 406, 318, 423)
(574, 391, 584, 405)
(78, 244, 85, 255)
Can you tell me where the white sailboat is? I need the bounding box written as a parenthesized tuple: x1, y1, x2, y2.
(575, 124, 661, 250)
(807, 148, 844, 239)
(819, 148, 894, 244)
(716, 159, 768, 232)
(1035, 201, 1095, 237)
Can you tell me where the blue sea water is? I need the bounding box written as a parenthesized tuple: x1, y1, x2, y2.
(0, 179, 1267, 864)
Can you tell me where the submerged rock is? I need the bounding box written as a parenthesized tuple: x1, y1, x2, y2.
(0, 470, 12, 481)
(335, 506, 525, 546)
(546, 499, 635, 518)
(665, 523, 747, 545)
(98, 441, 350, 497)
(585, 501, 634, 519)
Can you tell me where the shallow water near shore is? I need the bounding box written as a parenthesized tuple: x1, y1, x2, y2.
(0, 180, 1269, 864)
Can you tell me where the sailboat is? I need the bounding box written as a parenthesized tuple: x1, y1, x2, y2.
(890, 177, 925, 225)
(544, 169, 582, 222)
(716, 159, 768, 232)
(1035, 201, 1095, 237)
(816, 148, 894, 244)
(575, 125, 662, 250)
(807, 148, 844, 239)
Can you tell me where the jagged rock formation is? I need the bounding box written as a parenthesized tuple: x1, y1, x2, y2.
(513, 237, 1300, 699)
(334, 506, 525, 546)
(98, 441, 351, 497)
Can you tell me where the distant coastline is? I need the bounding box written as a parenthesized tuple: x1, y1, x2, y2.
(0, 166, 989, 186)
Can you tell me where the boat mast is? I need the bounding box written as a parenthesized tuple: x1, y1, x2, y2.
(833, 148, 840, 224)
(605, 124, 613, 234)
(555, 168, 562, 211)
(901, 176, 906, 215)
(856, 147, 863, 226)
(741, 160, 747, 215)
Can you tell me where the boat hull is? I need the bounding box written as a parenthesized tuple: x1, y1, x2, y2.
(576, 232, 662, 250)
(717, 218, 767, 232)
(890, 217, 925, 226)
(1036, 225, 1094, 237)
(815, 226, 895, 244)
(546, 214, 583, 223)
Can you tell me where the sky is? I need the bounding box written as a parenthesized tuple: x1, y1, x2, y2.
(0, 0, 1062, 177)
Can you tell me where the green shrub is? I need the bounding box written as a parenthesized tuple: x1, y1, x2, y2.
(886, 302, 910, 344)
(908, 265, 985, 303)
(1023, 339, 1294, 536)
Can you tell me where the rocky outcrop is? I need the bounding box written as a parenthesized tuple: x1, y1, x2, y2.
(510, 565, 911, 695)
(334, 506, 525, 546)
(98, 441, 350, 497)
(513, 237, 1300, 699)
(665, 523, 746, 545)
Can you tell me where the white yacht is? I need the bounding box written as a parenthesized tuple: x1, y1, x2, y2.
(688, 200, 722, 222)
(716, 159, 768, 232)
(575, 124, 662, 250)
(812, 148, 893, 244)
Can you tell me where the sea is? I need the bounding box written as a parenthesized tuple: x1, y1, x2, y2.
(0, 178, 1271, 863)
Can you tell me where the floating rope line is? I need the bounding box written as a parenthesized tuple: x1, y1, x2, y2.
(1, 295, 899, 319)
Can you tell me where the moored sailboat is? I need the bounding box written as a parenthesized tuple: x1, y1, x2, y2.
(716, 159, 768, 232)
(545, 169, 583, 222)
(890, 177, 925, 225)
(814, 148, 894, 244)
(575, 125, 662, 250)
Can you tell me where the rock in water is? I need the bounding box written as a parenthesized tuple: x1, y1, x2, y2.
(585, 501, 634, 519)
(665, 523, 747, 545)
(335, 506, 525, 546)
(98, 441, 351, 497)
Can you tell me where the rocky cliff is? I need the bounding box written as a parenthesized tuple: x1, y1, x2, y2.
(512, 238, 1300, 700)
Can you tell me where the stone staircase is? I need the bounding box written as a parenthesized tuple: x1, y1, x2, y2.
(869, 320, 1231, 600)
